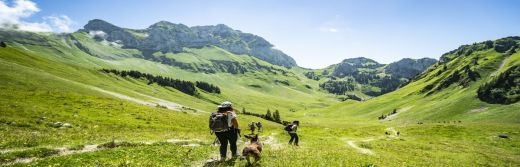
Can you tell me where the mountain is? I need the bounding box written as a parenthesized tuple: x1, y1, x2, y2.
(1, 26, 519, 166)
(78, 19, 438, 100)
(81, 19, 297, 68)
(323, 36, 520, 123)
(307, 57, 436, 99)
(385, 58, 438, 79)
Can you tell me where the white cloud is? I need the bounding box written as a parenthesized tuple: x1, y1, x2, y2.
(89, 30, 107, 38)
(44, 15, 74, 32)
(0, 0, 74, 32)
(319, 27, 339, 33)
(17, 21, 52, 32)
(317, 15, 349, 33)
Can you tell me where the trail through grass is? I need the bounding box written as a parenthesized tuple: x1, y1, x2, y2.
(2, 138, 206, 166)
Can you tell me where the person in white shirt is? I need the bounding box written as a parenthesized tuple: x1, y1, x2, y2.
(214, 101, 240, 161)
(288, 120, 299, 146)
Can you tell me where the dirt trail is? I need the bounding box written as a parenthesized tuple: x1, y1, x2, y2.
(347, 140, 374, 155)
(50, 73, 201, 113)
(490, 55, 511, 77)
(383, 106, 413, 121)
(197, 133, 282, 166)
(2, 61, 198, 113)
(2, 139, 202, 166)
(345, 127, 400, 155)
(263, 133, 283, 150)
(470, 107, 488, 113)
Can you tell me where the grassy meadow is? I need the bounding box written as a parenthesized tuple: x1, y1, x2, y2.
(1, 31, 519, 166)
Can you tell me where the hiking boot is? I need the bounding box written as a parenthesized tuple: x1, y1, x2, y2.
(220, 156, 226, 162)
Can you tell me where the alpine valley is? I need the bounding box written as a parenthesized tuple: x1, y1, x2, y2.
(0, 19, 518, 166)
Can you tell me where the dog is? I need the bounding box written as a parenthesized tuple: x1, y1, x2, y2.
(241, 134, 262, 164)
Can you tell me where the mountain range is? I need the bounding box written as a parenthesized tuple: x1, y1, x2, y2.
(76, 19, 437, 99)
(82, 19, 297, 68)
(0, 19, 519, 166)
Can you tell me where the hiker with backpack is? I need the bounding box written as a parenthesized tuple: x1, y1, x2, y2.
(256, 122, 262, 132)
(209, 101, 240, 161)
(285, 120, 299, 146)
(248, 122, 256, 134)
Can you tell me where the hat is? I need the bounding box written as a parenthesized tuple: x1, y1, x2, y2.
(218, 101, 233, 108)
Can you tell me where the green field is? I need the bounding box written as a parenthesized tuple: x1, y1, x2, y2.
(1, 31, 519, 166)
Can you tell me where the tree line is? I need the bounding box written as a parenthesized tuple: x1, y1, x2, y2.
(195, 81, 221, 94)
(100, 69, 221, 96)
(319, 79, 355, 95)
(241, 108, 284, 125)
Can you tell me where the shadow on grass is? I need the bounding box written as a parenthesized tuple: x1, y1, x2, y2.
(203, 156, 260, 167)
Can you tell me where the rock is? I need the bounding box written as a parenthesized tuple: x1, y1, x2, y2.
(498, 134, 509, 139)
(53, 122, 64, 128)
(62, 123, 72, 128)
(385, 58, 437, 78)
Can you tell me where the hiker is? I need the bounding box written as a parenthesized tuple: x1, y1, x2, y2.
(209, 101, 240, 161)
(248, 122, 256, 134)
(287, 120, 299, 146)
(256, 122, 262, 132)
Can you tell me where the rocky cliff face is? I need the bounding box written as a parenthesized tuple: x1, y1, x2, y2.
(81, 19, 297, 67)
(384, 58, 437, 79)
(320, 57, 437, 97)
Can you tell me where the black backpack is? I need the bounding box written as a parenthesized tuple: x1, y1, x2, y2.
(209, 112, 229, 132)
(284, 124, 293, 131)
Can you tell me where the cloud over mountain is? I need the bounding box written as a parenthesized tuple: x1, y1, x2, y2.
(0, 0, 74, 32)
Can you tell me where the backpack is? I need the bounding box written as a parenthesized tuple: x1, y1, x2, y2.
(209, 112, 229, 132)
(284, 124, 294, 131)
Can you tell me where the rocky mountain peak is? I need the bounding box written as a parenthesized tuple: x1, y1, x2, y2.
(79, 19, 297, 67)
(384, 58, 437, 79)
(84, 19, 122, 33)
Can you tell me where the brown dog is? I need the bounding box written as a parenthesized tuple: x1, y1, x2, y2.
(242, 134, 262, 164)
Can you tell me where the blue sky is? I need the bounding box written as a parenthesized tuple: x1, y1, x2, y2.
(2, 0, 520, 68)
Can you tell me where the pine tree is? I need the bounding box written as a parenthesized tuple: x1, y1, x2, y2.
(273, 110, 281, 123)
(265, 109, 272, 120)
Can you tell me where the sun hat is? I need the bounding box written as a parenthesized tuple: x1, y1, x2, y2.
(218, 101, 233, 108)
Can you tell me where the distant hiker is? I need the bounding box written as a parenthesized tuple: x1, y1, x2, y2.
(209, 101, 240, 161)
(285, 120, 299, 146)
(248, 122, 256, 134)
(256, 122, 263, 132)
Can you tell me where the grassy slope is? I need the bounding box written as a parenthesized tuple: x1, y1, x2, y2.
(1, 31, 519, 166)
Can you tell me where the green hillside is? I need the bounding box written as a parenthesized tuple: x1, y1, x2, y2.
(305, 57, 437, 100)
(1, 27, 519, 167)
(318, 37, 520, 123)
